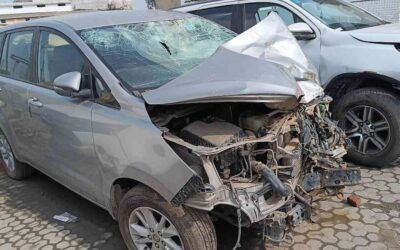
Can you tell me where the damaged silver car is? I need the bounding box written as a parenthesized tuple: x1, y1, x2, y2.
(0, 10, 360, 249)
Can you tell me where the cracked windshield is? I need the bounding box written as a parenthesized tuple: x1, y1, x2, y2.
(80, 17, 235, 90)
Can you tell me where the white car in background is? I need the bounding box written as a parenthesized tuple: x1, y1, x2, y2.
(176, 0, 400, 167)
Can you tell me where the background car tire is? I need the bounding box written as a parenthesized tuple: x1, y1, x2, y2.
(333, 88, 400, 167)
(0, 131, 34, 180)
(118, 184, 217, 250)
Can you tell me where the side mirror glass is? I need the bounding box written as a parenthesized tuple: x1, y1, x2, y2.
(288, 22, 316, 40)
(53, 72, 90, 98)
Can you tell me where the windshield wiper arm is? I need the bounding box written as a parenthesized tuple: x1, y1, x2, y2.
(159, 41, 172, 55)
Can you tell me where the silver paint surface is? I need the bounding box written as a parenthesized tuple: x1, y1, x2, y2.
(176, 0, 400, 87)
(0, 10, 323, 217)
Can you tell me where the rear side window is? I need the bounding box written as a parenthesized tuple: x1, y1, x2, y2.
(0, 31, 34, 82)
(191, 6, 236, 31)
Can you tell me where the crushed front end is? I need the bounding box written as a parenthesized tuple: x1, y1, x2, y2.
(143, 11, 361, 245)
(147, 96, 361, 243)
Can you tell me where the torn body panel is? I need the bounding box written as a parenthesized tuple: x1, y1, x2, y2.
(143, 13, 323, 106)
(147, 98, 361, 242)
(143, 13, 359, 244)
(142, 47, 302, 106)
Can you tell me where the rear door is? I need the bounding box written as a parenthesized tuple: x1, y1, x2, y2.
(0, 29, 35, 160)
(26, 29, 103, 204)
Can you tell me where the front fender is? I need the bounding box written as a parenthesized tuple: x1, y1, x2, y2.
(91, 103, 197, 214)
(320, 32, 400, 87)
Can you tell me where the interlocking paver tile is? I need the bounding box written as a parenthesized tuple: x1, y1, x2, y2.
(0, 165, 399, 249)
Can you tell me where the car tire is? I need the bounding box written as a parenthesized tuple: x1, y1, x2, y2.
(118, 184, 217, 250)
(333, 88, 400, 167)
(0, 130, 34, 180)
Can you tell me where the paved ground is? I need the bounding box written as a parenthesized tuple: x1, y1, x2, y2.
(0, 164, 399, 250)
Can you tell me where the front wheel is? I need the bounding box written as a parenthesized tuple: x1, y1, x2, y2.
(333, 88, 400, 167)
(118, 185, 217, 250)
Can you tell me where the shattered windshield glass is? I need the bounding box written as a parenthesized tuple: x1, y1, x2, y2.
(80, 17, 235, 90)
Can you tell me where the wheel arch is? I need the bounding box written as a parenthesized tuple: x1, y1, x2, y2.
(325, 72, 400, 105)
(0, 118, 22, 161)
(110, 177, 144, 219)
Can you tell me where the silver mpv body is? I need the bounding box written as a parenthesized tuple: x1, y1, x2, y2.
(0, 10, 360, 249)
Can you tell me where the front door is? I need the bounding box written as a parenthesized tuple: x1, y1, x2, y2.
(26, 30, 103, 204)
(243, 2, 322, 71)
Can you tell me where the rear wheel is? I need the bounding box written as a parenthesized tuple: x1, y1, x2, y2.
(118, 185, 217, 250)
(0, 131, 34, 180)
(333, 88, 400, 167)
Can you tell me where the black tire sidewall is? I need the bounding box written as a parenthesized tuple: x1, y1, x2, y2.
(333, 88, 400, 166)
(118, 186, 215, 250)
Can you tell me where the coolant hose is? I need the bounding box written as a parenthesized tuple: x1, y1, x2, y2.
(252, 162, 290, 197)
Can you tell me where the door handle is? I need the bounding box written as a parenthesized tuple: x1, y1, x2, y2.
(28, 97, 43, 108)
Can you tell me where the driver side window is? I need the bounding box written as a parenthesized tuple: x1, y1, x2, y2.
(38, 31, 85, 87)
(245, 3, 303, 29)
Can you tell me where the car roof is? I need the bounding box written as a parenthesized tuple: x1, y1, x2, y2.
(174, 0, 297, 11)
(176, 0, 234, 8)
(175, 0, 239, 10)
(0, 10, 193, 32)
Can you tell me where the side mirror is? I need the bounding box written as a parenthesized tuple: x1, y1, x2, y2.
(288, 22, 316, 40)
(53, 72, 90, 98)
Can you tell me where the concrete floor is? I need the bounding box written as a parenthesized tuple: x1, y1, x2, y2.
(0, 164, 399, 250)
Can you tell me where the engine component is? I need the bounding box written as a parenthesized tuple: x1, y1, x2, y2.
(180, 120, 246, 169)
(300, 166, 361, 192)
(264, 211, 287, 243)
(252, 161, 291, 197)
(156, 98, 362, 247)
(240, 115, 269, 135)
(287, 204, 311, 227)
(180, 120, 244, 147)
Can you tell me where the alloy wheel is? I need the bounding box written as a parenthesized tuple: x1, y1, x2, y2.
(128, 207, 184, 250)
(0, 134, 15, 172)
(343, 105, 390, 154)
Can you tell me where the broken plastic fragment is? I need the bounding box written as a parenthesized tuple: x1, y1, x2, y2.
(53, 212, 78, 223)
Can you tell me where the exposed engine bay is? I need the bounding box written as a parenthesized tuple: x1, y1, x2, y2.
(147, 96, 361, 243)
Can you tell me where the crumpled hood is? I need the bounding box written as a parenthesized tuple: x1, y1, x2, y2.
(349, 23, 400, 43)
(143, 13, 323, 105)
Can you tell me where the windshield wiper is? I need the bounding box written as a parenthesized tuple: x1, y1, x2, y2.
(159, 41, 172, 55)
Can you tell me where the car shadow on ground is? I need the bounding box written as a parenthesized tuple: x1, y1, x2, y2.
(0, 165, 126, 249)
(0, 165, 264, 249)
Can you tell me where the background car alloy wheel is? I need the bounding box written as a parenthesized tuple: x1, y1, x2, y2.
(344, 105, 390, 154)
(0, 134, 15, 172)
(129, 207, 183, 250)
(333, 88, 400, 167)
